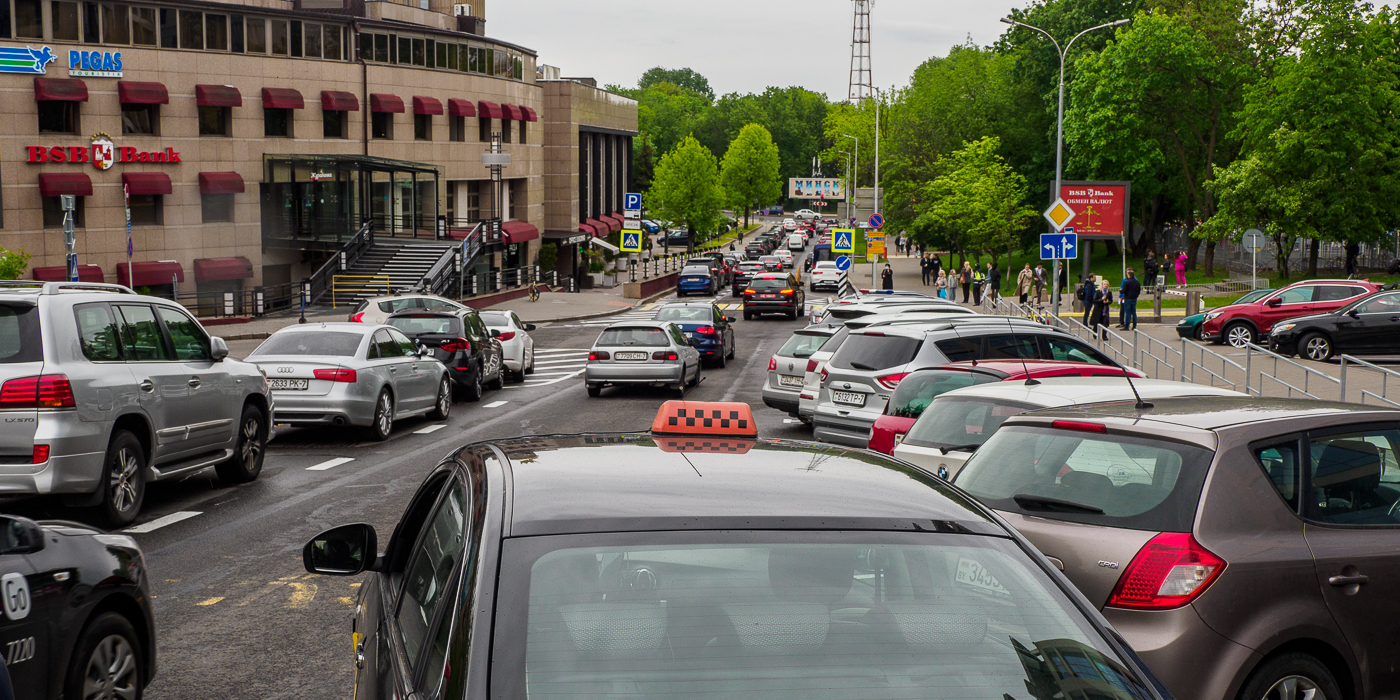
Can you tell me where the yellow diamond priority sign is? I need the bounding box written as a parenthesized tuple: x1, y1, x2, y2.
(1043, 198, 1077, 231)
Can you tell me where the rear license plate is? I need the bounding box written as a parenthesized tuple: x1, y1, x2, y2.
(684, 332, 693, 338)
(615, 352, 648, 361)
(955, 557, 1009, 596)
(833, 391, 866, 407)
(761, 294, 776, 299)
(778, 374, 804, 388)
(270, 379, 308, 391)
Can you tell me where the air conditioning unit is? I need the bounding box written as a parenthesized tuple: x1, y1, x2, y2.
(453, 4, 472, 16)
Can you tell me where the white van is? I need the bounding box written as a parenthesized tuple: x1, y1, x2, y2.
(787, 233, 805, 251)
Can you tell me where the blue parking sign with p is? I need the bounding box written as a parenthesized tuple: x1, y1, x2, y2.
(621, 231, 642, 253)
(624, 193, 642, 211)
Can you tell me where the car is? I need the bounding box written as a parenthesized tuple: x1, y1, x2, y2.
(676, 265, 719, 297)
(249, 322, 451, 440)
(584, 321, 702, 397)
(742, 273, 806, 320)
(894, 376, 1242, 479)
(652, 302, 737, 368)
(813, 322, 1120, 447)
(814, 300, 967, 326)
(787, 233, 806, 251)
(762, 327, 837, 418)
(387, 309, 505, 399)
(302, 400, 1177, 700)
(0, 281, 270, 526)
(1176, 288, 1274, 339)
(758, 255, 783, 273)
(745, 243, 766, 259)
(793, 208, 819, 219)
(664, 231, 691, 247)
(639, 219, 662, 234)
(480, 310, 537, 381)
(0, 514, 155, 699)
(953, 397, 1400, 700)
(810, 261, 848, 292)
(782, 218, 797, 231)
(773, 248, 795, 269)
(731, 261, 765, 296)
(1200, 279, 1383, 348)
(692, 255, 733, 287)
(1268, 286, 1400, 360)
(348, 294, 466, 324)
(867, 361, 1141, 455)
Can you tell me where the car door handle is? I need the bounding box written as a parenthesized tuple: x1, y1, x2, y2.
(389, 367, 397, 373)
(1328, 574, 1369, 587)
(139, 380, 154, 392)
(187, 377, 201, 388)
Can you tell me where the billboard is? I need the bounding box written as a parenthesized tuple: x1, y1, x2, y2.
(1055, 181, 1131, 239)
(789, 178, 845, 200)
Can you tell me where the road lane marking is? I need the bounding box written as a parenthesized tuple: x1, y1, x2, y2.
(533, 348, 591, 354)
(197, 597, 224, 606)
(414, 425, 446, 434)
(306, 457, 355, 471)
(484, 400, 509, 408)
(784, 419, 800, 423)
(124, 511, 202, 534)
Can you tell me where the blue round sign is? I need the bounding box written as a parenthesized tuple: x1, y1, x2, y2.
(835, 255, 852, 272)
(868, 213, 884, 229)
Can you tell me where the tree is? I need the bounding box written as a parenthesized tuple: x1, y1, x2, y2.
(638, 67, 714, 101)
(646, 136, 724, 251)
(914, 137, 1039, 266)
(720, 124, 783, 228)
(0, 246, 30, 280)
(633, 133, 658, 192)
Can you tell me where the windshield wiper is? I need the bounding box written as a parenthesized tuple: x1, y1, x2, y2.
(849, 361, 877, 371)
(1012, 494, 1104, 514)
(937, 443, 983, 455)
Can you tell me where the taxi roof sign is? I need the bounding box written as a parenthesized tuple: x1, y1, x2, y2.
(656, 437, 756, 455)
(651, 401, 757, 438)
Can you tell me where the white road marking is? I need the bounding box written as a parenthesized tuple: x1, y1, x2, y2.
(414, 425, 447, 434)
(532, 358, 589, 366)
(483, 400, 509, 408)
(532, 348, 591, 354)
(510, 368, 587, 388)
(125, 511, 202, 534)
(306, 457, 355, 471)
(784, 419, 801, 423)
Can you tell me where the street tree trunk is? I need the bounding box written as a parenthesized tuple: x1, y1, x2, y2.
(1308, 239, 1320, 277)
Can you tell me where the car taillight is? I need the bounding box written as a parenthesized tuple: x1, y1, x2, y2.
(696, 326, 718, 336)
(652, 351, 679, 361)
(589, 351, 610, 361)
(31, 445, 50, 464)
(440, 337, 471, 353)
(0, 375, 76, 409)
(877, 372, 909, 389)
(779, 288, 795, 295)
(820, 367, 829, 384)
(768, 357, 778, 371)
(744, 289, 756, 295)
(313, 368, 358, 383)
(807, 359, 818, 372)
(1106, 533, 1226, 610)
(496, 331, 516, 342)
(1051, 420, 1108, 434)
(350, 312, 365, 323)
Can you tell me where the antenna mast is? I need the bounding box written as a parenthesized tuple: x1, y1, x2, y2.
(849, 0, 874, 100)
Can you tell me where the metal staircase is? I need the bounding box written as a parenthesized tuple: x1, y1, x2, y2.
(327, 241, 460, 307)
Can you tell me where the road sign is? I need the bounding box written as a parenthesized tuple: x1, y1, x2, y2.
(835, 255, 852, 272)
(623, 219, 641, 230)
(1244, 228, 1265, 252)
(832, 229, 855, 254)
(624, 193, 643, 211)
(621, 231, 642, 253)
(1043, 198, 1076, 231)
(1040, 233, 1078, 260)
(868, 213, 884, 229)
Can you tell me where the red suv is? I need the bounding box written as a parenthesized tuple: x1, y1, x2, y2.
(1200, 279, 1382, 348)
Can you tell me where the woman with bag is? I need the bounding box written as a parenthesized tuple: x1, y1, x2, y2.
(1016, 263, 1034, 304)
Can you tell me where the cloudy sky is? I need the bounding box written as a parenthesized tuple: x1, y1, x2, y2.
(489, 0, 1027, 99)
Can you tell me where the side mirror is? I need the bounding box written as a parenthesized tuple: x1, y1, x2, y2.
(0, 516, 45, 555)
(418, 345, 432, 358)
(1348, 309, 1361, 319)
(210, 337, 229, 362)
(726, 316, 736, 323)
(303, 523, 378, 576)
(490, 329, 501, 338)
(1266, 297, 1282, 307)
(524, 323, 537, 331)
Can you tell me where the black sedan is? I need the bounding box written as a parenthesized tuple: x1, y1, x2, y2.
(387, 308, 504, 400)
(0, 515, 155, 700)
(1268, 288, 1400, 360)
(732, 261, 765, 296)
(742, 272, 806, 320)
(303, 401, 1175, 700)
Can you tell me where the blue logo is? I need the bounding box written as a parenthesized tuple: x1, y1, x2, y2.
(68, 49, 122, 76)
(835, 255, 852, 272)
(0, 45, 56, 74)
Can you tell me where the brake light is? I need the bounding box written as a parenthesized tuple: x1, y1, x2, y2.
(820, 367, 829, 384)
(31, 445, 50, 464)
(807, 359, 818, 372)
(440, 337, 472, 353)
(652, 351, 679, 361)
(1051, 420, 1108, 434)
(313, 368, 358, 383)
(1107, 533, 1226, 610)
(768, 357, 778, 371)
(0, 375, 76, 409)
(779, 289, 795, 295)
(496, 331, 516, 342)
(696, 326, 718, 336)
(589, 351, 610, 361)
(877, 372, 909, 389)
(350, 312, 365, 323)
(744, 289, 756, 295)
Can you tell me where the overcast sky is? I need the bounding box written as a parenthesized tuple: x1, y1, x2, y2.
(490, 0, 1027, 99)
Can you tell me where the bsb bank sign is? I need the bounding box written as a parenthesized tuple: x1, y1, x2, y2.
(27, 133, 182, 168)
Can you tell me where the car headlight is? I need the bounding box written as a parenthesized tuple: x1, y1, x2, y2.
(1204, 311, 1223, 321)
(1273, 323, 1296, 334)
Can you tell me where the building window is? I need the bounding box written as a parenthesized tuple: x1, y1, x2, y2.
(325, 25, 341, 60)
(518, 120, 527, 144)
(448, 116, 464, 142)
(131, 7, 156, 45)
(373, 34, 388, 62)
(121, 104, 158, 135)
(290, 20, 302, 57)
(158, 7, 176, 47)
(303, 22, 321, 58)
(464, 181, 480, 220)
(52, 1, 80, 41)
(510, 180, 525, 220)
(502, 119, 511, 144)
(414, 114, 432, 141)
(270, 19, 288, 55)
(372, 112, 392, 140)
(478, 117, 490, 142)
(129, 195, 162, 226)
(82, 1, 98, 42)
(201, 194, 234, 223)
(206, 14, 227, 50)
(411, 38, 424, 66)
(103, 4, 131, 44)
(199, 106, 230, 136)
(38, 102, 79, 134)
(323, 110, 347, 138)
(179, 10, 203, 49)
(245, 17, 266, 53)
(264, 108, 292, 137)
(42, 197, 84, 228)
(397, 36, 410, 64)
(13, 0, 40, 38)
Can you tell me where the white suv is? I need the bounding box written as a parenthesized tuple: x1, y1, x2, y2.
(809, 261, 846, 292)
(348, 294, 466, 325)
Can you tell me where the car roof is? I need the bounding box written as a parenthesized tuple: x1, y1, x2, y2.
(1023, 396, 1400, 431)
(490, 434, 1005, 536)
(657, 301, 715, 309)
(940, 359, 1130, 377)
(935, 377, 1244, 407)
(274, 321, 378, 334)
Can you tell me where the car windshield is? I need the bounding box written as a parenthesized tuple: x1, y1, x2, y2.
(0, 304, 42, 364)
(480, 312, 511, 327)
(901, 397, 1035, 452)
(888, 370, 1002, 418)
(830, 334, 922, 371)
(681, 267, 711, 276)
(597, 327, 670, 347)
(388, 315, 459, 336)
(777, 332, 832, 359)
(956, 425, 1217, 532)
(1348, 291, 1400, 315)
(738, 263, 764, 272)
(495, 533, 1150, 700)
(654, 307, 711, 322)
(1234, 289, 1272, 305)
(252, 331, 364, 357)
(749, 278, 788, 290)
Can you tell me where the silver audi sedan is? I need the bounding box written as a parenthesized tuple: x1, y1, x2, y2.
(248, 323, 451, 440)
(584, 321, 701, 398)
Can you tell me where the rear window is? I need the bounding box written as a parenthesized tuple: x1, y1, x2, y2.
(902, 397, 1035, 452)
(956, 425, 1216, 532)
(888, 371, 1001, 418)
(830, 334, 921, 371)
(681, 267, 711, 276)
(251, 331, 365, 357)
(597, 327, 670, 347)
(749, 278, 789, 289)
(777, 332, 832, 359)
(377, 298, 421, 314)
(737, 263, 764, 272)
(654, 307, 711, 323)
(389, 315, 460, 336)
(0, 304, 42, 364)
(480, 311, 510, 327)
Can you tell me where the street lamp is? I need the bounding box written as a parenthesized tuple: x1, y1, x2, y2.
(1001, 15, 1128, 315)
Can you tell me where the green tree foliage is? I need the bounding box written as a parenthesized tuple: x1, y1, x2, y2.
(0, 246, 31, 280)
(638, 67, 714, 101)
(646, 137, 724, 249)
(914, 137, 1038, 265)
(720, 124, 783, 227)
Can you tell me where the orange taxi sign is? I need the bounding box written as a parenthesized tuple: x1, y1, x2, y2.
(656, 437, 756, 455)
(651, 401, 757, 438)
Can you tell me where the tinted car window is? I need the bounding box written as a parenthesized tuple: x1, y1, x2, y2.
(252, 331, 364, 357)
(1315, 285, 1367, 302)
(888, 370, 1000, 418)
(597, 327, 669, 347)
(681, 267, 711, 276)
(1276, 287, 1315, 304)
(1041, 337, 1114, 366)
(378, 298, 422, 313)
(749, 278, 789, 290)
(373, 329, 405, 358)
(157, 306, 212, 361)
(1307, 426, 1400, 525)
(902, 397, 1034, 452)
(1356, 292, 1400, 314)
(0, 304, 42, 364)
(115, 304, 171, 361)
(984, 334, 1038, 360)
(75, 304, 123, 362)
(1254, 439, 1300, 511)
(389, 328, 418, 356)
(936, 338, 978, 363)
(390, 315, 459, 336)
(777, 332, 831, 359)
(397, 480, 467, 668)
(830, 334, 921, 371)
(655, 307, 711, 322)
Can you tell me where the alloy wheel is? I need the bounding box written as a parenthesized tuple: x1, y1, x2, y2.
(1260, 675, 1323, 700)
(1304, 337, 1332, 361)
(438, 381, 451, 415)
(81, 634, 139, 700)
(377, 393, 393, 435)
(109, 448, 140, 515)
(239, 416, 262, 470)
(1227, 325, 1254, 348)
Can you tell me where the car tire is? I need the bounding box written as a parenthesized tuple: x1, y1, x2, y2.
(487, 360, 505, 391)
(744, 310, 753, 321)
(726, 336, 736, 360)
(428, 377, 452, 420)
(713, 349, 727, 369)
(1301, 332, 1335, 362)
(1225, 322, 1256, 348)
(586, 384, 602, 398)
(688, 364, 700, 388)
(1237, 653, 1341, 700)
(64, 612, 145, 700)
(463, 366, 484, 402)
(670, 383, 686, 398)
(96, 430, 146, 527)
(366, 389, 394, 441)
(216, 403, 266, 484)
(525, 349, 535, 375)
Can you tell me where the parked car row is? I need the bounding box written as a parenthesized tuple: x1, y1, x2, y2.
(586, 300, 738, 397)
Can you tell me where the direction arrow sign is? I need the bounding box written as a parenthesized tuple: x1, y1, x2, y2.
(624, 193, 643, 211)
(1039, 232, 1078, 260)
(621, 231, 642, 253)
(835, 255, 852, 272)
(1043, 198, 1076, 231)
(868, 213, 884, 229)
(831, 229, 855, 254)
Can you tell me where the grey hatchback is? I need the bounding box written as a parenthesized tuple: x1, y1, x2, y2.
(953, 397, 1400, 700)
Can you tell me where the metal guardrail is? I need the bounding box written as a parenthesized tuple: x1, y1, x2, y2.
(1242, 343, 1342, 400)
(1339, 355, 1400, 408)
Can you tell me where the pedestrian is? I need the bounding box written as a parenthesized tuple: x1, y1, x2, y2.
(1017, 263, 1034, 304)
(972, 266, 986, 305)
(1080, 274, 1098, 327)
(1345, 241, 1360, 278)
(985, 262, 1001, 302)
(1033, 263, 1047, 305)
(936, 269, 947, 299)
(1174, 250, 1188, 287)
(920, 255, 931, 286)
(930, 254, 941, 283)
(881, 263, 895, 290)
(945, 268, 957, 301)
(1120, 268, 1141, 330)
(960, 262, 973, 303)
(1092, 279, 1114, 339)
(1143, 251, 1159, 289)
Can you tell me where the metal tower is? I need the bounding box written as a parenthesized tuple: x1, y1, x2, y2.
(848, 0, 873, 100)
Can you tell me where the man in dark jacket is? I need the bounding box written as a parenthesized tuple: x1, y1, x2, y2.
(1119, 269, 1142, 330)
(1143, 252, 1159, 289)
(1080, 274, 1097, 326)
(920, 256, 931, 285)
(986, 262, 1001, 302)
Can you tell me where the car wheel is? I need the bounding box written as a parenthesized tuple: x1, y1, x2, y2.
(463, 366, 484, 402)
(1225, 322, 1256, 348)
(713, 348, 727, 369)
(428, 377, 452, 420)
(216, 403, 266, 484)
(586, 384, 602, 398)
(1194, 324, 1205, 341)
(726, 335, 736, 360)
(1237, 653, 1341, 700)
(366, 389, 395, 441)
(63, 612, 144, 700)
(1301, 332, 1334, 362)
(689, 363, 701, 387)
(525, 348, 535, 375)
(96, 431, 145, 527)
(744, 310, 753, 321)
(670, 383, 686, 398)
(487, 359, 505, 391)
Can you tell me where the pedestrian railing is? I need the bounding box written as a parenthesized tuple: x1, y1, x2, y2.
(1243, 343, 1343, 400)
(1181, 339, 1247, 392)
(331, 275, 392, 309)
(1339, 355, 1400, 408)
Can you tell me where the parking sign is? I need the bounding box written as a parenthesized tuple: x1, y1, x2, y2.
(624, 193, 642, 211)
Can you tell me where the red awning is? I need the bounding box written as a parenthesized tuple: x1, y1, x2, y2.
(262, 87, 304, 110)
(502, 221, 540, 245)
(476, 101, 504, 119)
(520, 106, 538, 122)
(585, 218, 609, 237)
(321, 90, 359, 112)
(117, 261, 184, 287)
(34, 78, 87, 102)
(447, 98, 476, 117)
(578, 222, 598, 236)
(32, 265, 103, 283)
(117, 81, 168, 104)
(370, 94, 404, 113)
(599, 214, 622, 233)
(194, 256, 254, 282)
(195, 84, 241, 107)
(501, 104, 524, 121)
(413, 96, 443, 115)
(122, 172, 172, 196)
(38, 173, 92, 197)
(199, 172, 244, 194)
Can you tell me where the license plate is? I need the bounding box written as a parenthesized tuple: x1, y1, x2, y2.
(761, 294, 776, 299)
(615, 351, 648, 361)
(955, 557, 1009, 596)
(833, 391, 866, 407)
(684, 332, 693, 338)
(270, 378, 308, 391)
(778, 374, 804, 388)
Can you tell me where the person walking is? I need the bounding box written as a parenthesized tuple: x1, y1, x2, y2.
(1017, 263, 1034, 304)
(1119, 268, 1141, 330)
(972, 265, 986, 305)
(881, 263, 895, 290)
(1143, 251, 1159, 289)
(935, 269, 947, 299)
(986, 262, 1001, 302)
(1092, 279, 1114, 339)
(960, 262, 973, 303)
(1174, 251, 1188, 287)
(1080, 274, 1098, 327)
(930, 254, 942, 283)
(920, 255, 931, 286)
(1033, 263, 1047, 305)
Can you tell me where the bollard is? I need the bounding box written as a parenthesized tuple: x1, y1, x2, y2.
(223, 291, 235, 317)
(254, 289, 265, 316)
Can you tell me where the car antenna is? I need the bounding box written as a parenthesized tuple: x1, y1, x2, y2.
(1119, 360, 1153, 410)
(1005, 319, 1039, 385)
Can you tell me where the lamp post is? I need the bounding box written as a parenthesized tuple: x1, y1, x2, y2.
(1000, 16, 1128, 315)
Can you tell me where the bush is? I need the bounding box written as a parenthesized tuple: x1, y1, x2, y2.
(0, 246, 31, 280)
(538, 243, 558, 272)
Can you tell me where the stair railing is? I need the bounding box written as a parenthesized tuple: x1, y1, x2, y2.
(413, 246, 461, 296)
(304, 220, 375, 305)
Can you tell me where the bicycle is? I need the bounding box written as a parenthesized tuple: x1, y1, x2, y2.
(527, 283, 545, 302)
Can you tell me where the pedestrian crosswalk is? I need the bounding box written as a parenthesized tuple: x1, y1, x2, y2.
(559, 295, 825, 328)
(510, 348, 590, 388)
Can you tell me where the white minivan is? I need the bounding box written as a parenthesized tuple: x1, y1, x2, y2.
(787, 233, 805, 251)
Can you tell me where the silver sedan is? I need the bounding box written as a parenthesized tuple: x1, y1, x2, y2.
(248, 323, 451, 440)
(584, 322, 701, 398)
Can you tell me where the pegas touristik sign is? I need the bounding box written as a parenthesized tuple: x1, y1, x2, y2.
(26, 133, 180, 168)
